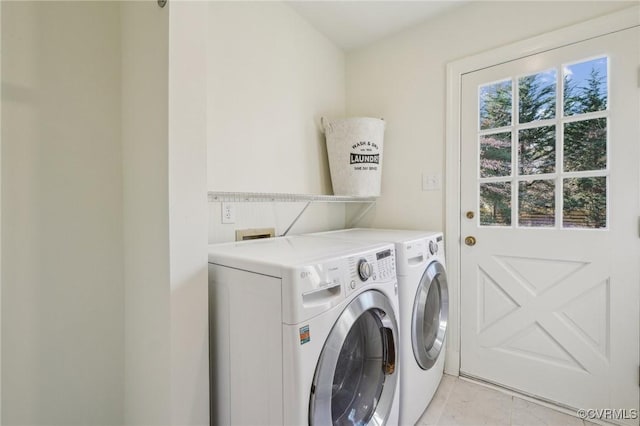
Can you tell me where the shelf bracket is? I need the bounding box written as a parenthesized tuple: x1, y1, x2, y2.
(281, 201, 312, 237)
(347, 201, 376, 228)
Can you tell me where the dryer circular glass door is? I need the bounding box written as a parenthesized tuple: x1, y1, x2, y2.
(309, 290, 398, 426)
(412, 261, 449, 370)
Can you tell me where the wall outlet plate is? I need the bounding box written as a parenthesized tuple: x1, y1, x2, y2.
(221, 202, 235, 224)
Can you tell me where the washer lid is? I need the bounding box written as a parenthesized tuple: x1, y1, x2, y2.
(311, 227, 441, 244)
(309, 228, 445, 273)
(208, 235, 390, 277)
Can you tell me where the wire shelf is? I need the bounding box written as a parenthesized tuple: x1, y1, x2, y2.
(208, 191, 376, 203)
(207, 191, 377, 234)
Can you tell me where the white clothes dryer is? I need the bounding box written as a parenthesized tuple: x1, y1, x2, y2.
(208, 235, 401, 426)
(309, 229, 449, 426)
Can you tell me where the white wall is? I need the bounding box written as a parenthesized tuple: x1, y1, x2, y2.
(207, 1, 346, 195)
(208, 201, 347, 243)
(121, 2, 171, 425)
(168, 2, 209, 424)
(1, 2, 123, 424)
(0, 4, 4, 419)
(206, 1, 349, 244)
(1, 1, 349, 424)
(346, 1, 635, 231)
(122, 2, 211, 424)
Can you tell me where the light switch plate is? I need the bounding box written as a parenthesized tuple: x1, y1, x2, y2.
(422, 173, 442, 191)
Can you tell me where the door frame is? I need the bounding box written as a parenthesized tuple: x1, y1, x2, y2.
(444, 6, 639, 376)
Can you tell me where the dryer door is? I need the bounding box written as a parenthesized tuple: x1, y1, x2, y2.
(309, 290, 399, 426)
(412, 261, 449, 370)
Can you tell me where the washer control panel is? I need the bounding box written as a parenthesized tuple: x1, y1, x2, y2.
(346, 245, 396, 297)
(375, 248, 395, 280)
(429, 239, 438, 255)
(402, 233, 445, 267)
(357, 259, 372, 281)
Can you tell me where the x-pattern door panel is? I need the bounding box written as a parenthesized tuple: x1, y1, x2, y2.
(462, 230, 612, 407)
(460, 27, 639, 417)
(476, 243, 609, 364)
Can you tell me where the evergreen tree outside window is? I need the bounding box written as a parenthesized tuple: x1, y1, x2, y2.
(476, 57, 608, 229)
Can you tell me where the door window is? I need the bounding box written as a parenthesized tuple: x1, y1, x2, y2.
(478, 57, 609, 229)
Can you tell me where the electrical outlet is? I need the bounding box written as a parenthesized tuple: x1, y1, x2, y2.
(422, 173, 442, 191)
(221, 202, 235, 224)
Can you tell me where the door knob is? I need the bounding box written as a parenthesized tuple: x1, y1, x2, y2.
(466, 211, 474, 219)
(464, 236, 477, 246)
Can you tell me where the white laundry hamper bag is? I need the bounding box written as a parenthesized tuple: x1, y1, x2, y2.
(323, 117, 385, 197)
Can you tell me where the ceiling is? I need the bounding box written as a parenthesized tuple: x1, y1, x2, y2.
(287, 1, 468, 51)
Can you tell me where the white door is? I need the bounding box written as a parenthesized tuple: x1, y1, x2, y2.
(460, 27, 639, 417)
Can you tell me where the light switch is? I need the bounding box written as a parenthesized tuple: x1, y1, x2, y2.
(422, 173, 442, 191)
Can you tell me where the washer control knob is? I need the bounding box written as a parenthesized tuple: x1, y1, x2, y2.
(429, 240, 438, 255)
(358, 259, 372, 281)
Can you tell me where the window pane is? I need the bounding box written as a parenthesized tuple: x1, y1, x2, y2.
(519, 125, 555, 175)
(480, 182, 511, 226)
(564, 118, 607, 172)
(519, 69, 556, 123)
(480, 132, 511, 177)
(480, 80, 512, 130)
(563, 57, 608, 116)
(563, 177, 606, 229)
(519, 180, 555, 227)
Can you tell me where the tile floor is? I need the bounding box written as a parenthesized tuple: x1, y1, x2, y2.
(416, 374, 601, 426)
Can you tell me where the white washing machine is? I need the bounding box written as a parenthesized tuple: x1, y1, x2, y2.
(208, 235, 401, 425)
(310, 229, 449, 426)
